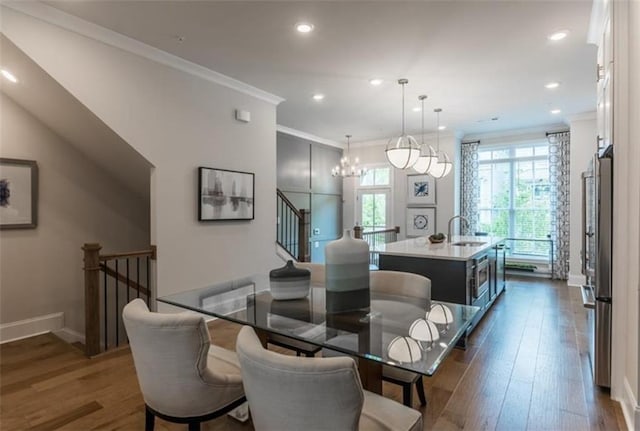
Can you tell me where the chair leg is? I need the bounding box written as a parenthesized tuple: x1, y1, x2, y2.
(402, 382, 413, 407)
(416, 376, 427, 406)
(145, 406, 155, 431)
(188, 422, 201, 431)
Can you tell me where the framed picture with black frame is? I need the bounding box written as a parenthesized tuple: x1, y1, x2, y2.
(198, 167, 254, 221)
(406, 174, 436, 206)
(406, 207, 436, 237)
(0, 158, 38, 230)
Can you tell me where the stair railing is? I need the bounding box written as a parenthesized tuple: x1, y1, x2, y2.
(83, 243, 156, 357)
(354, 226, 400, 268)
(276, 189, 310, 262)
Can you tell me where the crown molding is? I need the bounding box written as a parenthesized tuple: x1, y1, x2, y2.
(461, 123, 567, 143)
(1, 1, 284, 105)
(276, 125, 342, 149)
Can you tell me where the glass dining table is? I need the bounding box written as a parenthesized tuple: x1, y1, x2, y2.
(157, 273, 479, 394)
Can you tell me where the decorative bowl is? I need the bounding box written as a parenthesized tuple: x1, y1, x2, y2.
(428, 235, 446, 244)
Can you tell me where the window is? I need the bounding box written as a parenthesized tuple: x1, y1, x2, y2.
(357, 166, 391, 232)
(477, 142, 551, 256)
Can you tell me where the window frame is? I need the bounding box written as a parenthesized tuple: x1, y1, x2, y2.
(354, 164, 393, 230)
(477, 141, 551, 258)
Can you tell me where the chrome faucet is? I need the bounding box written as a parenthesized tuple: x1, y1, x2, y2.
(447, 215, 469, 243)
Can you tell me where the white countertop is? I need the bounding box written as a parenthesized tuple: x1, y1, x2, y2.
(377, 235, 505, 261)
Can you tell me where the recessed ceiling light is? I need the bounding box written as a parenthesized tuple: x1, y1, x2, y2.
(550, 108, 562, 114)
(369, 78, 383, 86)
(545, 81, 561, 89)
(438, 125, 447, 130)
(412, 107, 421, 112)
(312, 93, 325, 101)
(548, 30, 569, 41)
(296, 23, 314, 33)
(1, 69, 18, 83)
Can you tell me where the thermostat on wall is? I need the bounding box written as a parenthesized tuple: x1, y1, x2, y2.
(235, 109, 251, 123)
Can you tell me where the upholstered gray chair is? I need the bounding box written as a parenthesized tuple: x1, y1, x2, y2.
(122, 299, 246, 431)
(267, 262, 325, 357)
(322, 270, 431, 407)
(236, 326, 423, 431)
(371, 270, 431, 407)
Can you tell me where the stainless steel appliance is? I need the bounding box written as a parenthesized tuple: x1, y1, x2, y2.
(580, 145, 613, 388)
(473, 254, 490, 299)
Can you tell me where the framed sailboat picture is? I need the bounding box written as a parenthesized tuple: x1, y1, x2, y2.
(0, 158, 38, 230)
(198, 167, 254, 221)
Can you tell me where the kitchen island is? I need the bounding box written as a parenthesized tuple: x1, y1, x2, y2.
(378, 235, 506, 335)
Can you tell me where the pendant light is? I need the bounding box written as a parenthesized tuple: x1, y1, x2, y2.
(412, 95, 438, 174)
(385, 79, 420, 169)
(427, 108, 453, 178)
(332, 134, 367, 177)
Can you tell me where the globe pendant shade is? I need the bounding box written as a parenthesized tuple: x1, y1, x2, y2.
(413, 146, 438, 174)
(409, 318, 440, 342)
(386, 135, 420, 169)
(428, 152, 453, 179)
(387, 336, 422, 363)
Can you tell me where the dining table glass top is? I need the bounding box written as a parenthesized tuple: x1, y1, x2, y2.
(157, 273, 479, 377)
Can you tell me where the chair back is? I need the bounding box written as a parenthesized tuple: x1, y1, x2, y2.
(236, 326, 364, 431)
(294, 262, 326, 284)
(370, 270, 431, 300)
(123, 299, 213, 417)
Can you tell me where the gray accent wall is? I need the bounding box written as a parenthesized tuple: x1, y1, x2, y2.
(277, 132, 343, 263)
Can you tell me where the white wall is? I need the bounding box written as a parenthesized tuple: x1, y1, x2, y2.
(0, 93, 149, 333)
(344, 133, 458, 240)
(568, 114, 597, 286)
(610, 0, 640, 427)
(1, 7, 281, 301)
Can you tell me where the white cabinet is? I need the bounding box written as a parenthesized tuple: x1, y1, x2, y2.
(595, 5, 613, 150)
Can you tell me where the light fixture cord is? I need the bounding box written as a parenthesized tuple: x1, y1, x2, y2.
(401, 82, 406, 135)
(421, 98, 425, 146)
(436, 110, 440, 152)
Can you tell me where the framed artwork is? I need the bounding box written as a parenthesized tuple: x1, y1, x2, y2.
(406, 174, 436, 206)
(406, 207, 436, 237)
(0, 158, 38, 230)
(198, 167, 254, 221)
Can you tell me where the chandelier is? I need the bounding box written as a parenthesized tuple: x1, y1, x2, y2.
(385, 79, 420, 169)
(332, 134, 367, 177)
(427, 108, 453, 178)
(413, 95, 438, 174)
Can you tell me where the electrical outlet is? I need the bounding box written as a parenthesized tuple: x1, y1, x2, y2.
(314, 241, 319, 248)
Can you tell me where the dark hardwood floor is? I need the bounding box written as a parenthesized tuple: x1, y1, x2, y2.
(0, 277, 627, 430)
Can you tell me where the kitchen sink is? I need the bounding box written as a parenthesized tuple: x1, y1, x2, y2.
(451, 241, 486, 247)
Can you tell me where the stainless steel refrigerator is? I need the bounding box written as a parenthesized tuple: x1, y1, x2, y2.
(581, 145, 613, 388)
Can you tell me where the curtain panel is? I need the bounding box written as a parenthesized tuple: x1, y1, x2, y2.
(460, 141, 480, 235)
(548, 131, 570, 280)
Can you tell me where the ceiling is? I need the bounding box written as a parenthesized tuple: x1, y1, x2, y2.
(0, 35, 152, 200)
(45, 1, 597, 143)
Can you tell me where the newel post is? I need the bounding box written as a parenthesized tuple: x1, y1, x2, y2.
(354, 225, 363, 239)
(298, 209, 310, 262)
(83, 243, 102, 357)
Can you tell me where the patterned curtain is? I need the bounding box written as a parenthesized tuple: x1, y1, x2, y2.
(548, 131, 570, 280)
(460, 141, 480, 235)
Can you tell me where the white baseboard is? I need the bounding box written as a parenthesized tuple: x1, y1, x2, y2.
(0, 312, 64, 344)
(53, 327, 85, 344)
(567, 273, 587, 287)
(620, 377, 639, 431)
